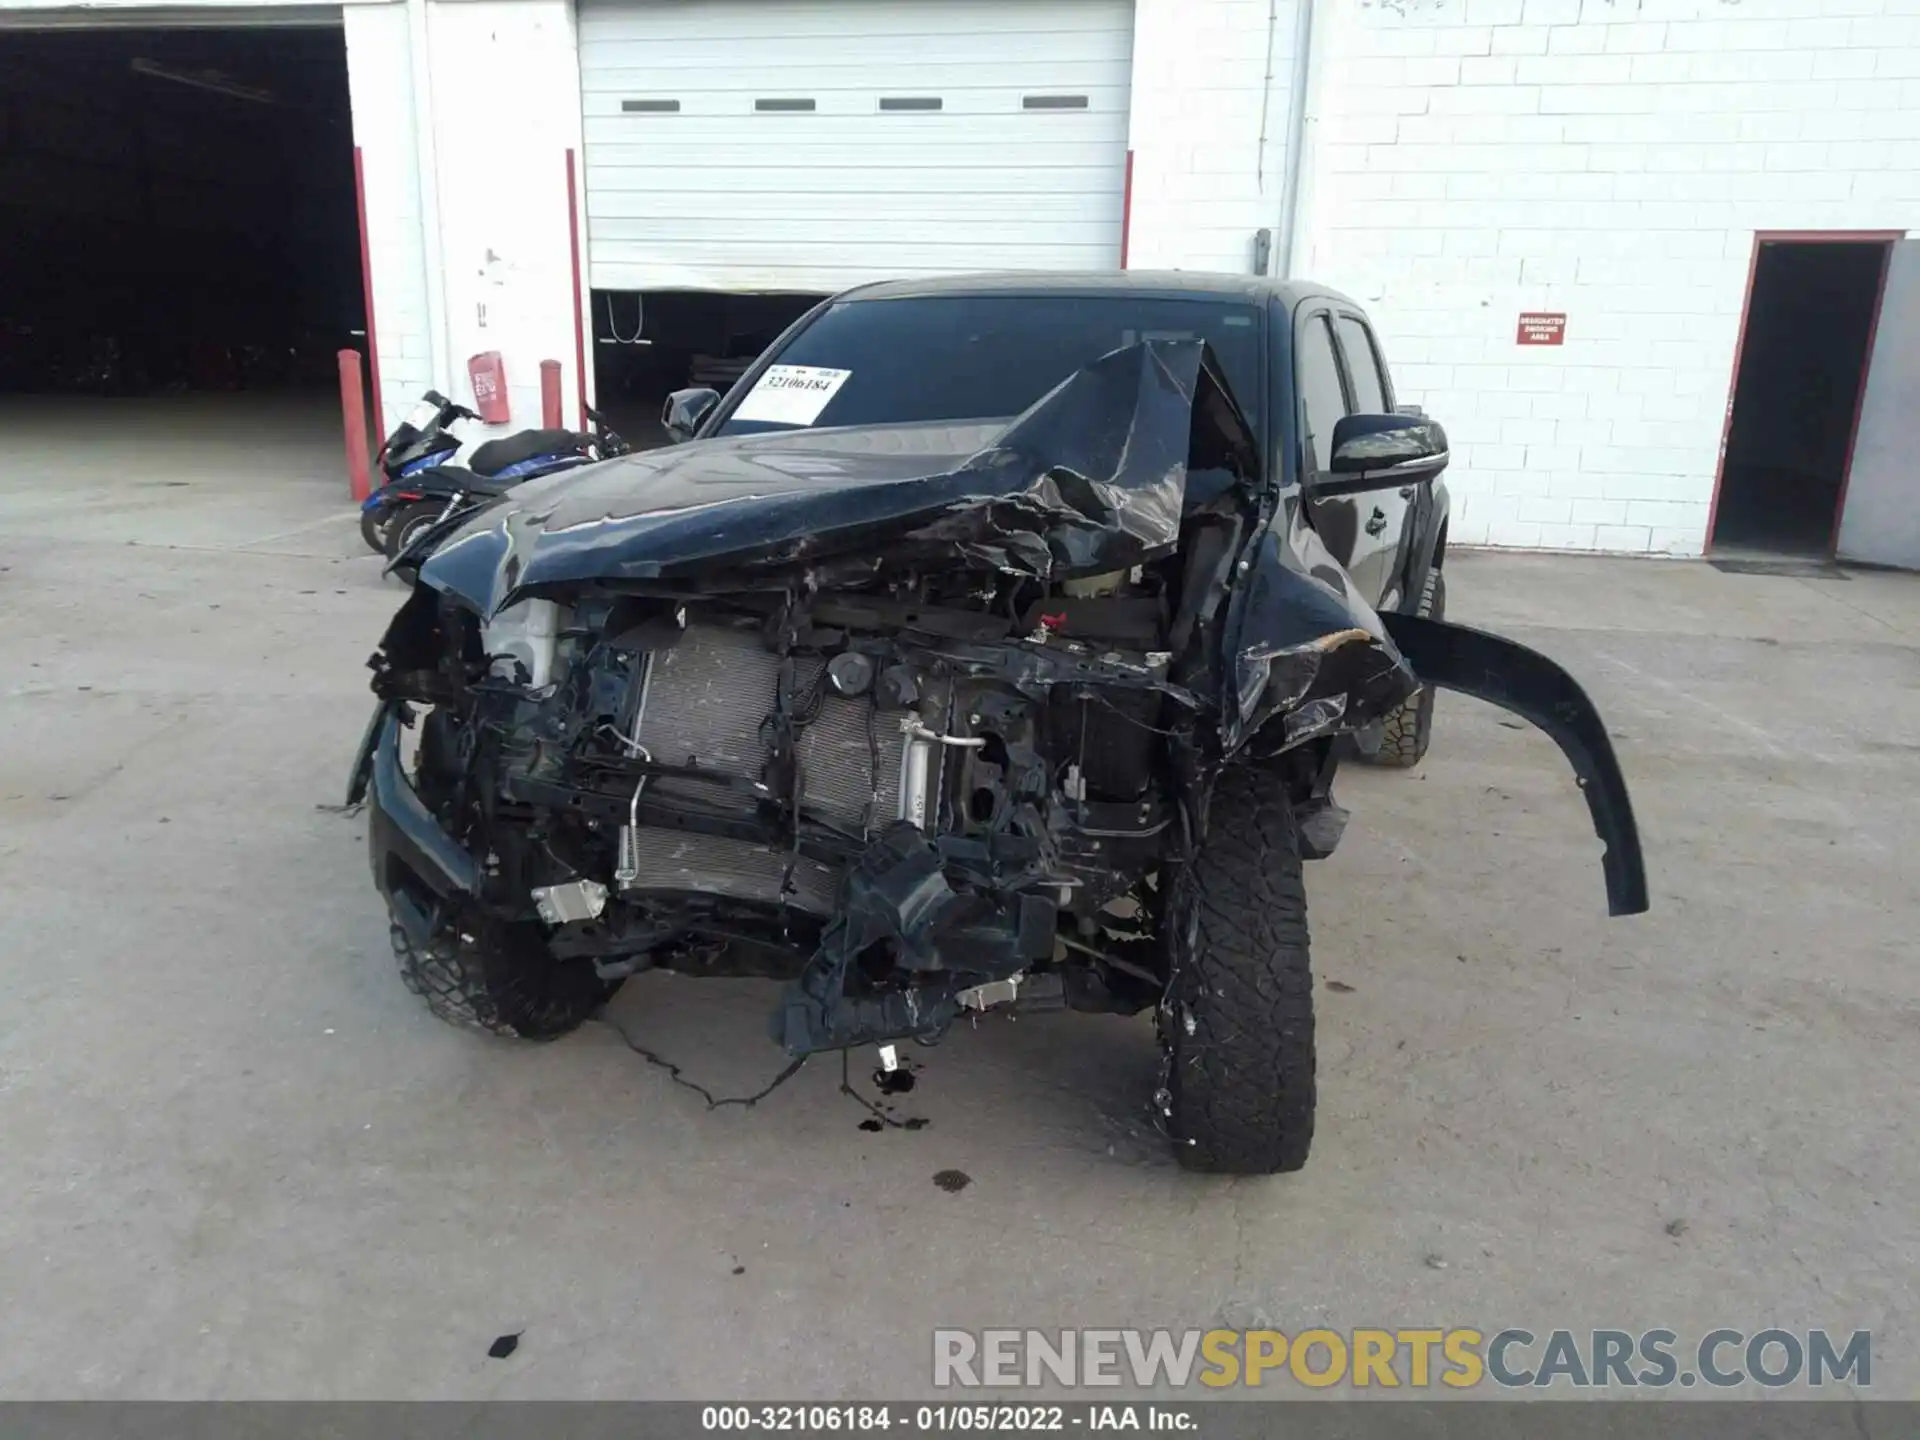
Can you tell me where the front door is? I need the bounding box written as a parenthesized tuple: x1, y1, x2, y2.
(1330, 311, 1417, 609)
(1295, 306, 1398, 606)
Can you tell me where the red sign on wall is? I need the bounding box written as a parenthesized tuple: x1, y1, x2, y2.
(1517, 312, 1568, 346)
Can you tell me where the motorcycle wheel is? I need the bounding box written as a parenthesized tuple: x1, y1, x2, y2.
(359, 507, 392, 554)
(385, 503, 444, 560)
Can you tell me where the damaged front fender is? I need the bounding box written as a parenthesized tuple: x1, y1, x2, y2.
(1378, 612, 1649, 917)
(1220, 496, 1420, 754)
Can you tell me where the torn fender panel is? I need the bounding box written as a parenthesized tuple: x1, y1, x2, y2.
(417, 341, 1218, 619)
(1378, 612, 1650, 917)
(344, 697, 390, 809)
(1220, 492, 1420, 752)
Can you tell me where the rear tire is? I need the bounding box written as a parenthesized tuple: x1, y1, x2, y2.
(359, 507, 390, 554)
(1161, 762, 1315, 1175)
(391, 913, 620, 1040)
(1362, 567, 1446, 770)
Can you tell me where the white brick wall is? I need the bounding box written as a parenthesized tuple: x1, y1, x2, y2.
(424, 0, 589, 432)
(344, 0, 588, 437)
(1126, 0, 1300, 273)
(344, 3, 433, 432)
(1301, 0, 1920, 556)
(20, 0, 1918, 550)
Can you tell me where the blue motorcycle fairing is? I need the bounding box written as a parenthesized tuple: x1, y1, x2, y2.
(487, 452, 593, 481)
(395, 448, 459, 479)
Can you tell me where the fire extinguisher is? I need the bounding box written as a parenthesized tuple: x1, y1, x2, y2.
(467, 351, 510, 424)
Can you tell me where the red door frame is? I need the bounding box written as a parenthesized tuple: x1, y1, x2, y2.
(1706, 229, 1904, 556)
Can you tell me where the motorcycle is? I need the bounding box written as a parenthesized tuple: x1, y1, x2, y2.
(358, 391, 469, 553)
(380, 405, 631, 560)
(359, 392, 629, 554)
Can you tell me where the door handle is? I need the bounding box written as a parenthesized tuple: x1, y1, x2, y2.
(1365, 507, 1388, 536)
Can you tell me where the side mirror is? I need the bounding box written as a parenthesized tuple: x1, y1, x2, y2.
(1328, 412, 1448, 477)
(662, 387, 721, 444)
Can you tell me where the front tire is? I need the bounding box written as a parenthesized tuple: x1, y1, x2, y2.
(1161, 762, 1315, 1175)
(1363, 566, 1446, 770)
(385, 503, 443, 560)
(391, 913, 620, 1040)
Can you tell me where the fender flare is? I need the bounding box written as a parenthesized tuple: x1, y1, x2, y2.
(1379, 611, 1649, 917)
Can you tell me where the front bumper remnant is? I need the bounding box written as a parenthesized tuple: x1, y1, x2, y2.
(351, 706, 480, 944)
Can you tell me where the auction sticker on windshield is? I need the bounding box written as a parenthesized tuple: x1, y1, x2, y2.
(732, 365, 852, 425)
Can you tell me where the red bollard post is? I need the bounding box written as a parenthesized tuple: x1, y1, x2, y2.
(540, 359, 564, 429)
(338, 349, 373, 502)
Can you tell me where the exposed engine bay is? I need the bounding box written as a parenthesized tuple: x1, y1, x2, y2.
(354, 340, 1646, 1063)
(376, 560, 1276, 1054)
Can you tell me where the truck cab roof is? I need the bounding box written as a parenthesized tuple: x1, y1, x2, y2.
(837, 270, 1362, 314)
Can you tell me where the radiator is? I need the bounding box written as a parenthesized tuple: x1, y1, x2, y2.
(621, 620, 909, 913)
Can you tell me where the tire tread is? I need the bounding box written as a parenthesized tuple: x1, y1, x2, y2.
(1164, 764, 1316, 1174)
(391, 918, 616, 1041)
(1364, 567, 1445, 770)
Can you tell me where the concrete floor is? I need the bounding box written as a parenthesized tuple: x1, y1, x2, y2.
(1, 400, 1917, 1399)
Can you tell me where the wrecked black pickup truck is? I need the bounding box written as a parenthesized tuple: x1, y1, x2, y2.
(350, 273, 1646, 1175)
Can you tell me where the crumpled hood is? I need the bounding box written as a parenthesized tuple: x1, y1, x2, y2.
(416, 340, 1210, 618)
(411, 337, 1418, 754)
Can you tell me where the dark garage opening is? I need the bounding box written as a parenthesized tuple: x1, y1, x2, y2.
(591, 289, 823, 448)
(1712, 239, 1890, 557)
(0, 25, 362, 399)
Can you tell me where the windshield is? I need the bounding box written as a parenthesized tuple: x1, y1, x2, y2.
(717, 295, 1263, 439)
(402, 397, 444, 432)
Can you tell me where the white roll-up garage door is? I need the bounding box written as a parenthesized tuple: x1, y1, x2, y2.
(578, 0, 1134, 292)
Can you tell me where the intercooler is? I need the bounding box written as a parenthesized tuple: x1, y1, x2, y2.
(618, 621, 913, 913)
